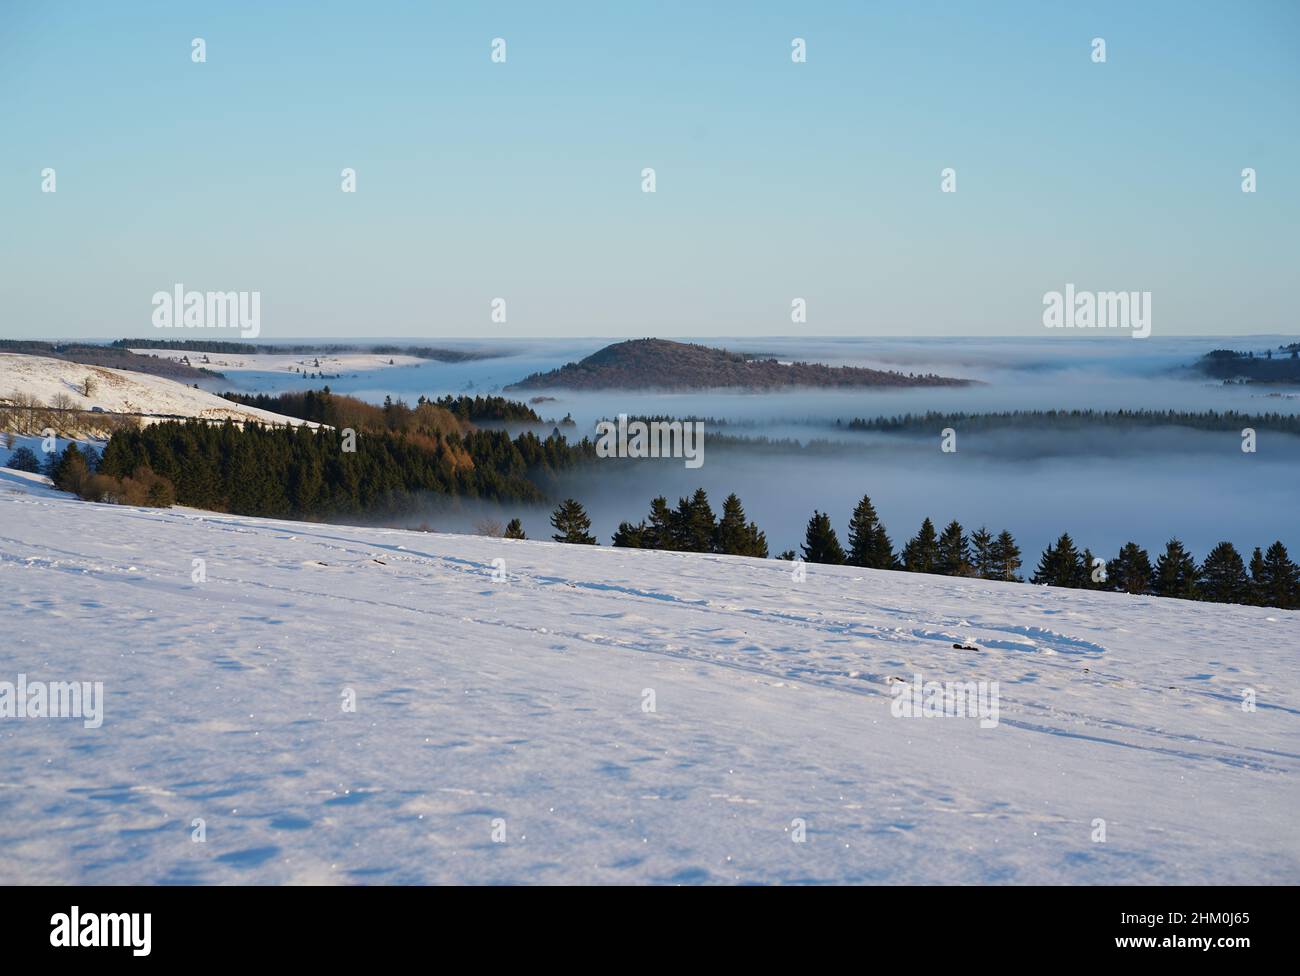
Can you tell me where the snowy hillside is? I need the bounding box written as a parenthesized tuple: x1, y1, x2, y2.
(0, 471, 1295, 884)
(130, 348, 428, 376)
(0, 353, 313, 426)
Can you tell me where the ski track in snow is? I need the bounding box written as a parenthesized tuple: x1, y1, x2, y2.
(0, 468, 1296, 884)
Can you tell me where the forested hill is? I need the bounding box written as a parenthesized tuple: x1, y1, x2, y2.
(1196, 348, 1300, 384)
(506, 338, 972, 391)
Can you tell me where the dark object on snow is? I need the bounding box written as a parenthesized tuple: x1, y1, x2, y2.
(952, 643, 979, 651)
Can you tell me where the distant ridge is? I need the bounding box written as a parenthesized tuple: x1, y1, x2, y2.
(505, 338, 972, 391)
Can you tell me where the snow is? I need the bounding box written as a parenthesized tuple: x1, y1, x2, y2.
(0, 472, 1295, 884)
(129, 349, 427, 376)
(0, 353, 315, 427)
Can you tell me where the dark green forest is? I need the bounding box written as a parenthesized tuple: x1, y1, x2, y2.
(94, 419, 593, 517)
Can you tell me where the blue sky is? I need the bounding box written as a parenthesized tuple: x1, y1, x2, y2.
(2, 0, 1297, 340)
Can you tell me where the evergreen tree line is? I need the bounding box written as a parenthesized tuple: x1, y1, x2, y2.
(220, 388, 546, 426)
(429, 394, 544, 423)
(538, 493, 1300, 610)
(843, 408, 1300, 435)
(543, 490, 768, 557)
(1032, 533, 1300, 610)
(93, 419, 593, 518)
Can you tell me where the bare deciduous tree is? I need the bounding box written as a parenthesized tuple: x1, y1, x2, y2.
(474, 518, 505, 538)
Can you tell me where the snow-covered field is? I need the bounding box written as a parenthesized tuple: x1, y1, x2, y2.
(130, 349, 428, 376)
(0, 470, 1295, 885)
(0, 353, 312, 426)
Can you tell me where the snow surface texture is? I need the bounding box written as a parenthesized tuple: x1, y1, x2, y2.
(0, 353, 313, 427)
(0, 470, 1296, 885)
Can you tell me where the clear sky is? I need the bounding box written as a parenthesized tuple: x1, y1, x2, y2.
(2, 1, 1297, 341)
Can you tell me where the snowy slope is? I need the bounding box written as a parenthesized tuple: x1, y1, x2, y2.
(0, 471, 1295, 885)
(0, 353, 314, 426)
(129, 349, 427, 376)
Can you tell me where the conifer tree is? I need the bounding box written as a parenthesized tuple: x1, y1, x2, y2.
(1106, 542, 1153, 594)
(611, 521, 645, 547)
(504, 518, 526, 540)
(1081, 548, 1104, 589)
(1153, 538, 1198, 599)
(847, 494, 894, 569)
(5, 446, 42, 473)
(902, 517, 940, 573)
(937, 520, 972, 576)
(970, 526, 994, 579)
(1248, 546, 1267, 604)
(675, 488, 716, 553)
(1032, 533, 1085, 587)
(50, 443, 88, 494)
(1197, 541, 1248, 604)
(1255, 540, 1300, 609)
(711, 492, 768, 558)
(550, 498, 596, 544)
(642, 496, 678, 551)
(801, 510, 846, 565)
(988, 530, 1022, 582)
(715, 493, 751, 555)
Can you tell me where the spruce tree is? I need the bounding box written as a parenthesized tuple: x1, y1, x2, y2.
(871, 523, 896, 569)
(5, 446, 42, 473)
(676, 488, 716, 553)
(504, 517, 526, 540)
(1081, 548, 1104, 589)
(1032, 533, 1085, 587)
(801, 510, 846, 565)
(611, 521, 646, 547)
(550, 498, 596, 544)
(645, 496, 678, 551)
(1197, 541, 1248, 604)
(1248, 546, 1267, 604)
(1256, 540, 1300, 609)
(971, 526, 994, 579)
(989, 530, 1022, 581)
(1153, 538, 1198, 599)
(847, 494, 893, 569)
(937, 520, 971, 577)
(715, 493, 751, 555)
(902, 517, 940, 573)
(50, 443, 88, 494)
(1106, 542, 1153, 594)
(1032, 538, 1058, 585)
